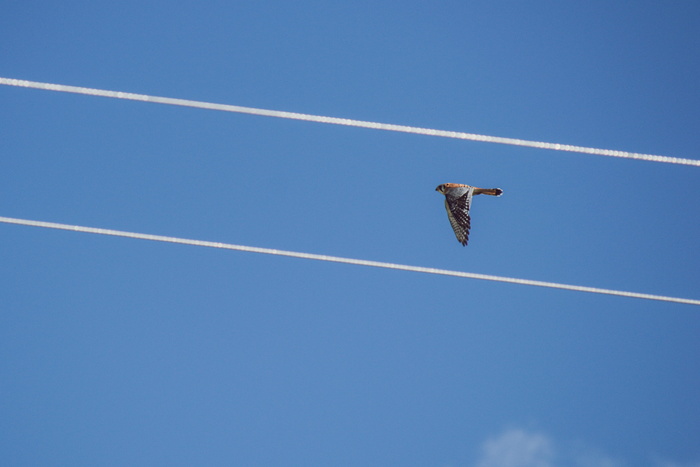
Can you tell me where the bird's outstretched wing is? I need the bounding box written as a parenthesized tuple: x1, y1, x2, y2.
(444, 186, 474, 246)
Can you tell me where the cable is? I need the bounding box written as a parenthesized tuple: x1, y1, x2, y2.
(2, 77, 698, 167)
(1, 215, 698, 306)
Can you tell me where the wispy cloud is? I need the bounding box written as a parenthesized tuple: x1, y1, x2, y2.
(475, 428, 554, 467)
(474, 428, 624, 467)
(655, 461, 700, 467)
(474, 428, 700, 467)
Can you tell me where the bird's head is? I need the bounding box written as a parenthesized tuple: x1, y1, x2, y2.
(435, 184, 446, 194)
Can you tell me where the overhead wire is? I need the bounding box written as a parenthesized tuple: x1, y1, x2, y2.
(1, 78, 697, 306)
(2, 77, 698, 167)
(1, 216, 698, 306)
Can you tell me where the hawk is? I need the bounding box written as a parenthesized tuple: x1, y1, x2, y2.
(435, 183, 503, 246)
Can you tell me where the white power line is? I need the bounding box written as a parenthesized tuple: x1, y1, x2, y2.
(1, 215, 698, 306)
(2, 77, 698, 167)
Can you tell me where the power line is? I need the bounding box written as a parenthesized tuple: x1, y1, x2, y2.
(2, 77, 698, 167)
(1, 215, 698, 306)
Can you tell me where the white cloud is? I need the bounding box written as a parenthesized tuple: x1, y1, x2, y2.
(655, 461, 700, 467)
(475, 428, 554, 467)
(474, 428, 622, 467)
(473, 427, 700, 467)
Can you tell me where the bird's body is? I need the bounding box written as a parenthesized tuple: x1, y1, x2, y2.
(435, 183, 503, 246)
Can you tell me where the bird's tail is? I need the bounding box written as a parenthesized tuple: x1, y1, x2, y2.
(474, 188, 503, 196)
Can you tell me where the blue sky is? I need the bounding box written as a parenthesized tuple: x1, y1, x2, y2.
(2, 1, 699, 465)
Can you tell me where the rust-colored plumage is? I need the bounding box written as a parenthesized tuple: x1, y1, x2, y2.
(435, 183, 503, 246)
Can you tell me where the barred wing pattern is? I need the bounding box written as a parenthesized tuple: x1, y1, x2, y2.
(444, 186, 474, 246)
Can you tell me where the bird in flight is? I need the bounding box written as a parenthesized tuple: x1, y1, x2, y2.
(435, 183, 503, 246)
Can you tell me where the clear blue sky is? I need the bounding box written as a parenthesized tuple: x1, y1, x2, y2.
(2, 1, 699, 466)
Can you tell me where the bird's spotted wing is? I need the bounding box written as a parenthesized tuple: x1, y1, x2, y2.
(444, 187, 473, 246)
